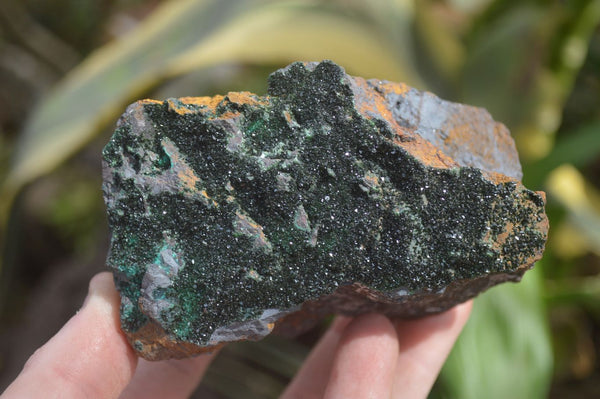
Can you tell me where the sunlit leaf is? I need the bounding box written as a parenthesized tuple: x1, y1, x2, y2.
(525, 121, 600, 189)
(550, 220, 592, 259)
(547, 164, 600, 252)
(2, 0, 421, 207)
(461, 4, 544, 127)
(435, 267, 553, 399)
(414, 0, 465, 92)
(545, 275, 600, 312)
(447, 0, 495, 14)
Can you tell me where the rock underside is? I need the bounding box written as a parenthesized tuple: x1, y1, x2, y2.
(102, 60, 548, 360)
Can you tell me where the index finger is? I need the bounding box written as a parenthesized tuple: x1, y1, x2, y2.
(391, 300, 473, 398)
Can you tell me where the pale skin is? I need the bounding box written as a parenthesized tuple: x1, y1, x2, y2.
(1, 272, 472, 399)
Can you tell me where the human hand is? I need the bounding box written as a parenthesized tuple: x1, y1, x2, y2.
(1, 272, 471, 399)
(281, 300, 471, 398)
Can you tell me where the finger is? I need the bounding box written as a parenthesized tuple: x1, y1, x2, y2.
(119, 353, 217, 399)
(280, 316, 352, 399)
(323, 314, 399, 399)
(391, 300, 473, 398)
(2, 272, 138, 399)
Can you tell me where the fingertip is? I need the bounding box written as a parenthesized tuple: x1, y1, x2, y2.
(455, 300, 473, 320)
(390, 301, 473, 398)
(281, 315, 353, 399)
(88, 271, 115, 294)
(120, 352, 218, 399)
(336, 313, 399, 373)
(82, 272, 118, 309)
(394, 299, 473, 337)
(330, 315, 352, 334)
(446, 300, 473, 332)
(324, 314, 399, 399)
(338, 313, 398, 349)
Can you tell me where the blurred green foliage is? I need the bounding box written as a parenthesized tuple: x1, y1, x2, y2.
(1, 0, 600, 397)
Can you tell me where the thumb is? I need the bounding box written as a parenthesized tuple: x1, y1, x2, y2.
(2, 272, 138, 399)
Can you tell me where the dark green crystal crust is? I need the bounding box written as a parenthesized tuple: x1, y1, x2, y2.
(102, 61, 548, 359)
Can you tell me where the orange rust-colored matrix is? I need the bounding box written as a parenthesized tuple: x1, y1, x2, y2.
(102, 61, 547, 360)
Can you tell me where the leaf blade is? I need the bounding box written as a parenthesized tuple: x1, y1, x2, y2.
(4, 0, 421, 197)
(435, 267, 553, 399)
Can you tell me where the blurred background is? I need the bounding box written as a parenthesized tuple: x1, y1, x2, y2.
(0, 0, 599, 397)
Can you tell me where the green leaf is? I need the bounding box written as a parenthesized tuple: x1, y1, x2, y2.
(435, 267, 553, 399)
(460, 4, 546, 129)
(524, 122, 600, 189)
(545, 275, 600, 311)
(460, 0, 600, 160)
(414, 0, 466, 93)
(546, 164, 600, 252)
(2, 0, 421, 205)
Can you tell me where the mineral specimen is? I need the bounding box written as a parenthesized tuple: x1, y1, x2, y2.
(102, 60, 548, 360)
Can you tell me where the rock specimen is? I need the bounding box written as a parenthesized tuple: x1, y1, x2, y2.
(102, 60, 548, 360)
